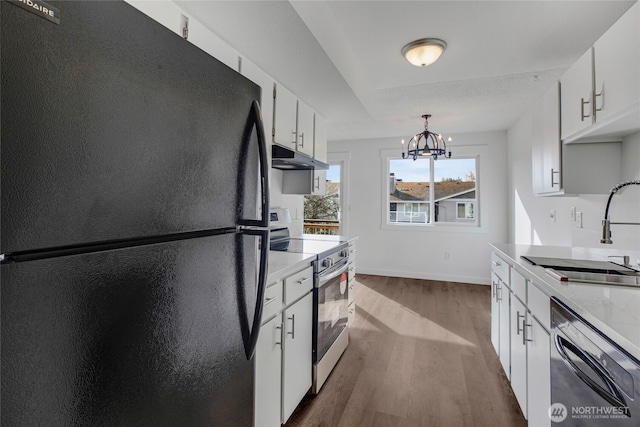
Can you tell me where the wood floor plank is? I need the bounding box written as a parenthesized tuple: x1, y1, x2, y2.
(284, 275, 527, 427)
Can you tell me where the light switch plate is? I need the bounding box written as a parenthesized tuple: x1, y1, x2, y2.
(575, 211, 583, 228)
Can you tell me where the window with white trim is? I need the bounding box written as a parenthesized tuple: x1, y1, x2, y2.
(387, 156, 478, 225)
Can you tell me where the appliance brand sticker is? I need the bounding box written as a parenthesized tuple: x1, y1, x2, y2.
(8, 0, 60, 25)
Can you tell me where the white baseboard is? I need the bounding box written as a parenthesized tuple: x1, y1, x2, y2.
(356, 267, 490, 286)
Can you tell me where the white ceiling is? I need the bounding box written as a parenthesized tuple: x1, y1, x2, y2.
(176, 0, 636, 141)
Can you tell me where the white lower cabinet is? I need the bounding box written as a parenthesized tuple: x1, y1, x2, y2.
(498, 280, 511, 379)
(489, 252, 551, 427)
(282, 292, 313, 423)
(510, 295, 528, 418)
(526, 315, 551, 427)
(255, 315, 283, 427)
(255, 266, 313, 427)
(490, 273, 500, 355)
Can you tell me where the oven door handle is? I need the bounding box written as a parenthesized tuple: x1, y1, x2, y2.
(554, 334, 629, 414)
(317, 260, 349, 286)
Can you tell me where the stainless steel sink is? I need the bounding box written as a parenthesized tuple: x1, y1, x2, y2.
(545, 268, 640, 287)
(521, 255, 640, 287)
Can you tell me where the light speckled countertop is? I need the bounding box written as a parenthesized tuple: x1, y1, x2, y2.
(490, 243, 640, 361)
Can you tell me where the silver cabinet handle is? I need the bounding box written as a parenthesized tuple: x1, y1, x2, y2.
(523, 320, 532, 345)
(516, 311, 525, 335)
(264, 296, 277, 306)
(491, 281, 497, 298)
(594, 86, 603, 114)
(275, 323, 283, 348)
(315, 175, 320, 190)
(299, 132, 304, 148)
(287, 314, 295, 339)
(492, 261, 501, 267)
(296, 277, 309, 284)
(551, 168, 560, 187)
(580, 94, 591, 121)
(291, 130, 297, 144)
(496, 284, 502, 302)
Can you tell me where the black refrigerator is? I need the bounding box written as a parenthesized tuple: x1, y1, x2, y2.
(0, 1, 269, 425)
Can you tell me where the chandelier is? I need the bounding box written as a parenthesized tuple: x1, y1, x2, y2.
(401, 114, 452, 160)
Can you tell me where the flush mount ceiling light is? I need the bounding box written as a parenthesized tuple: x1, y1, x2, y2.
(401, 38, 447, 67)
(401, 114, 452, 161)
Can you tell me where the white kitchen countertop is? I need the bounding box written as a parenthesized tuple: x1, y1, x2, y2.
(491, 243, 640, 361)
(267, 250, 315, 284)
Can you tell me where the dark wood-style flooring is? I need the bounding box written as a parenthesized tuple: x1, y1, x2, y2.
(285, 275, 527, 427)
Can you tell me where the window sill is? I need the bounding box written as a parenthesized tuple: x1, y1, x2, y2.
(381, 222, 487, 234)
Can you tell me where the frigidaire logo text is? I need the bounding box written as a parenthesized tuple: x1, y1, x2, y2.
(16, 0, 54, 18)
(8, 0, 60, 24)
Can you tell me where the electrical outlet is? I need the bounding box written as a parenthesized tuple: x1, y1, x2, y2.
(570, 207, 576, 221)
(549, 210, 556, 223)
(444, 251, 451, 260)
(575, 211, 583, 228)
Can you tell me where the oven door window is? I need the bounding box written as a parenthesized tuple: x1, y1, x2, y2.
(315, 271, 348, 362)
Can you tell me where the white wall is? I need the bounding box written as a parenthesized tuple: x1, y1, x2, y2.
(508, 98, 640, 255)
(328, 131, 508, 285)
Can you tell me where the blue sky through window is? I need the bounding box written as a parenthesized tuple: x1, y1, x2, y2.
(390, 158, 475, 182)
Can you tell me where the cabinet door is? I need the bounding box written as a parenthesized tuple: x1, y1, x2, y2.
(526, 317, 551, 427)
(510, 296, 528, 418)
(490, 273, 500, 355)
(311, 170, 327, 196)
(241, 58, 274, 150)
(282, 292, 313, 423)
(498, 281, 511, 379)
(594, 2, 639, 123)
(532, 82, 561, 194)
(297, 101, 315, 156)
(273, 83, 298, 149)
(254, 315, 283, 427)
(560, 48, 594, 140)
(314, 114, 328, 162)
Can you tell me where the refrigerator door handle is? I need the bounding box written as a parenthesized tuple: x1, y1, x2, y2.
(240, 228, 269, 360)
(238, 100, 270, 228)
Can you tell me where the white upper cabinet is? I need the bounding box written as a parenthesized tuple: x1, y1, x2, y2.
(273, 83, 298, 150)
(314, 114, 328, 163)
(561, 3, 639, 143)
(532, 82, 561, 195)
(560, 48, 594, 140)
(593, 2, 639, 124)
(296, 100, 315, 157)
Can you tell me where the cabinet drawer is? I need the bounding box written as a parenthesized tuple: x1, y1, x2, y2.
(262, 281, 283, 323)
(528, 282, 550, 331)
(510, 267, 526, 302)
(491, 252, 509, 283)
(284, 266, 313, 306)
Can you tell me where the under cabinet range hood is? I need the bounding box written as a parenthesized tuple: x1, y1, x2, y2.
(271, 143, 329, 170)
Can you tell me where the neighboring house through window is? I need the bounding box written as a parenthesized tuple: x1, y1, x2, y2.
(386, 156, 478, 226)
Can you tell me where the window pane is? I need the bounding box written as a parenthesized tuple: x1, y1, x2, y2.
(434, 158, 476, 223)
(304, 164, 341, 234)
(389, 158, 430, 224)
(387, 156, 477, 226)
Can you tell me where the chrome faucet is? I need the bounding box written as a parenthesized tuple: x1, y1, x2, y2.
(600, 180, 640, 244)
